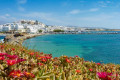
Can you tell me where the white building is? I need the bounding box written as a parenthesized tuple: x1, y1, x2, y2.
(0, 25, 3, 32)
(2, 23, 12, 31)
(14, 24, 24, 30)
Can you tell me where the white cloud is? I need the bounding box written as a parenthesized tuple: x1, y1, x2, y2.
(17, 0, 27, 4)
(5, 14, 10, 17)
(89, 8, 99, 12)
(18, 6, 25, 11)
(0, 14, 16, 24)
(69, 10, 80, 14)
(69, 8, 99, 15)
(98, 1, 112, 8)
(16, 0, 27, 11)
(21, 12, 63, 24)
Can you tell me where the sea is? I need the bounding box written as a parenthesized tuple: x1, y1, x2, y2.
(0, 35, 5, 43)
(23, 33, 120, 64)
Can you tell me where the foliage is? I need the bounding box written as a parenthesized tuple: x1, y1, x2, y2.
(0, 43, 120, 80)
(38, 30, 42, 33)
(53, 29, 64, 32)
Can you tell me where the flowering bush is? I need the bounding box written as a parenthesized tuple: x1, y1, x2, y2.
(0, 43, 120, 80)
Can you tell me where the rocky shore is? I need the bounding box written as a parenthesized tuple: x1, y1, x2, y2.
(4, 33, 46, 45)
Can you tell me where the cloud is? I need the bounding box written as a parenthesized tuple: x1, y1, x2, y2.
(17, 0, 27, 4)
(16, 0, 27, 11)
(18, 6, 25, 11)
(89, 8, 99, 12)
(21, 12, 64, 24)
(69, 8, 99, 15)
(69, 10, 81, 14)
(0, 14, 16, 24)
(5, 14, 10, 17)
(98, 1, 112, 8)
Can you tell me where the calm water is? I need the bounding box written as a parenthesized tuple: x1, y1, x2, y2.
(23, 34, 120, 64)
(0, 35, 5, 42)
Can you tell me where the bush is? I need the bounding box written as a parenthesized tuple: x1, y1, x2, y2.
(53, 29, 64, 32)
(38, 30, 42, 33)
(14, 33, 23, 37)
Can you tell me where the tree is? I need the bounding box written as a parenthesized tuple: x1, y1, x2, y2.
(38, 30, 42, 33)
(53, 29, 64, 32)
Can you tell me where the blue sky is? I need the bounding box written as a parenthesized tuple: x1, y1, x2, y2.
(0, 0, 120, 29)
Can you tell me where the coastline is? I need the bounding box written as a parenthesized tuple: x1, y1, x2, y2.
(3, 33, 47, 45)
(2, 31, 120, 45)
(1, 33, 120, 79)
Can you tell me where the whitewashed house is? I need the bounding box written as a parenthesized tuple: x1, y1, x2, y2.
(2, 24, 12, 31)
(26, 25, 38, 33)
(14, 24, 26, 32)
(0, 25, 3, 32)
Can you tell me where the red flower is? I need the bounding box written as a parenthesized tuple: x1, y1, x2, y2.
(41, 58, 47, 62)
(76, 70, 81, 73)
(9, 70, 24, 78)
(46, 56, 52, 59)
(65, 58, 70, 63)
(6, 54, 18, 59)
(7, 60, 17, 66)
(23, 71, 35, 78)
(40, 52, 43, 54)
(37, 56, 46, 60)
(0, 56, 5, 60)
(16, 58, 26, 63)
(37, 63, 44, 66)
(36, 54, 39, 57)
(97, 72, 112, 80)
(0, 45, 4, 49)
(75, 55, 79, 57)
(29, 52, 34, 55)
(89, 69, 93, 72)
(11, 48, 15, 51)
(96, 63, 101, 66)
(0, 53, 7, 56)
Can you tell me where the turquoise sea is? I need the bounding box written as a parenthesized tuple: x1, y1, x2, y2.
(23, 34, 120, 64)
(0, 35, 5, 42)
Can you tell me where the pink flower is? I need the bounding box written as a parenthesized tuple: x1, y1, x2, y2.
(9, 70, 24, 78)
(6, 60, 17, 66)
(0, 53, 7, 56)
(6, 54, 18, 59)
(37, 63, 44, 66)
(0, 56, 5, 60)
(45, 56, 52, 59)
(97, 72, 112, 80)
(89, 69, 93, 72)
(96, 63, 101, 66)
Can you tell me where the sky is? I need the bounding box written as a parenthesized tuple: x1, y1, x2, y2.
(0, 0, 120, 29)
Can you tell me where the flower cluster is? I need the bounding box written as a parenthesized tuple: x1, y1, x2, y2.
(0, 43, 120, 80)
(9, 70, 35, 78)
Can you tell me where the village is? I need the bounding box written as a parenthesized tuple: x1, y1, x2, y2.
(0, 20, 106, 34)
